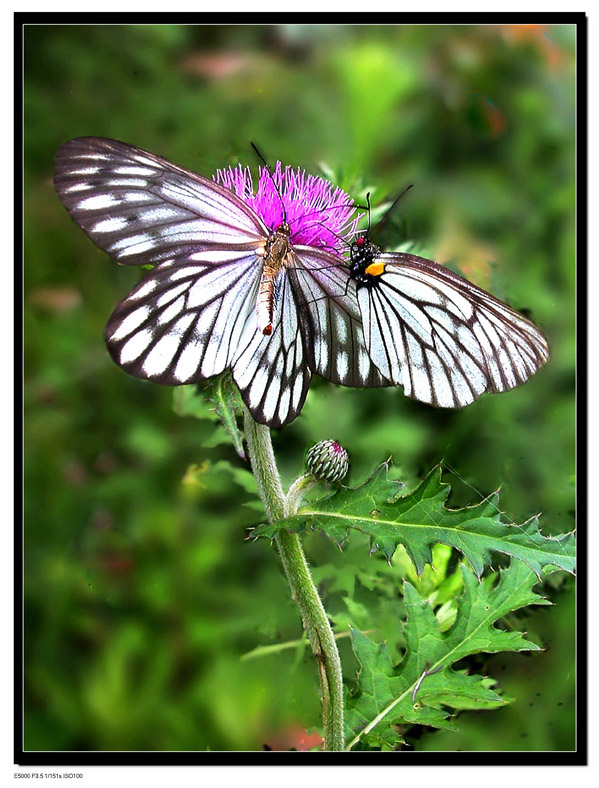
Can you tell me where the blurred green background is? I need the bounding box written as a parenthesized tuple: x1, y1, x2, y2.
(24, 24, 575, 752)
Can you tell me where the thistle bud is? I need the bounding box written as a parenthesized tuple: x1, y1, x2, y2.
(305, 440, 349, 484)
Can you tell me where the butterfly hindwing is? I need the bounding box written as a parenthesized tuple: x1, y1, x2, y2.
(233, 268, 311, 428)
(104, 250, 263, 384)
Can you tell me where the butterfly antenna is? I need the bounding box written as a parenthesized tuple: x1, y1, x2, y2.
(374, 183, 414, 237)
(366, 192, 372, 235)
(250, 141, 269, 168)
(250, 141, 287, 223)
(312, 221, 351, 249)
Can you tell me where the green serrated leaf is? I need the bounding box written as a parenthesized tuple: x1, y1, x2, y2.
(345, 559, 548, 750)
(254, 463, 575, 577)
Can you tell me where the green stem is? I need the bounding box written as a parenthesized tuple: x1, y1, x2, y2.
(243, 408, 345, 751)
(285, 474, 317, 517)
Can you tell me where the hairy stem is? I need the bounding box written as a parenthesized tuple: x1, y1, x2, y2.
(243, 408, 345, 751)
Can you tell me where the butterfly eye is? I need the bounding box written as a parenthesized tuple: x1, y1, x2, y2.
(356, 236, 365, 248)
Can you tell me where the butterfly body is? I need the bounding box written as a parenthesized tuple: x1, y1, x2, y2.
(257, 222, 291, 336)
(349, 234, 385, 288)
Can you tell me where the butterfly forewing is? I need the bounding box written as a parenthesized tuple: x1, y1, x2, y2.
(54, 137, 267, 267)
(355, 250, 549, 408)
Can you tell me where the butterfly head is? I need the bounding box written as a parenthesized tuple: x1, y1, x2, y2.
(351, 232, 376, 255)
(276, 221, 291, 237)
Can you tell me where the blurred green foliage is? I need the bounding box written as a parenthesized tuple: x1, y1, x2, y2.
(24, 23, 575, 752)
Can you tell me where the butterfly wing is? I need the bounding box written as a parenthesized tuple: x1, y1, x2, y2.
(104, 249, 263, 381)
(357, 252, 549, 408)
(234, 246, 390, 428)
(54, 137, 267, 266)
(288, 247, 389, 388)
(105, 249, 310, 428)
(233, 268, 311, 428)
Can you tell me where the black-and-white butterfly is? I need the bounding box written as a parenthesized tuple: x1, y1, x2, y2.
(348, 229, 550, 408)
(53, 137, 386, 428)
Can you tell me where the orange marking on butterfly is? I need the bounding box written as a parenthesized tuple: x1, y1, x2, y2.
(365, 261, 386, 277)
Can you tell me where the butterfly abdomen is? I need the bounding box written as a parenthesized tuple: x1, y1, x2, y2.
(257, 223, 291, 335)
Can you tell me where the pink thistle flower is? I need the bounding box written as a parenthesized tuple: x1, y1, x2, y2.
(214, 162, 359, 255)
